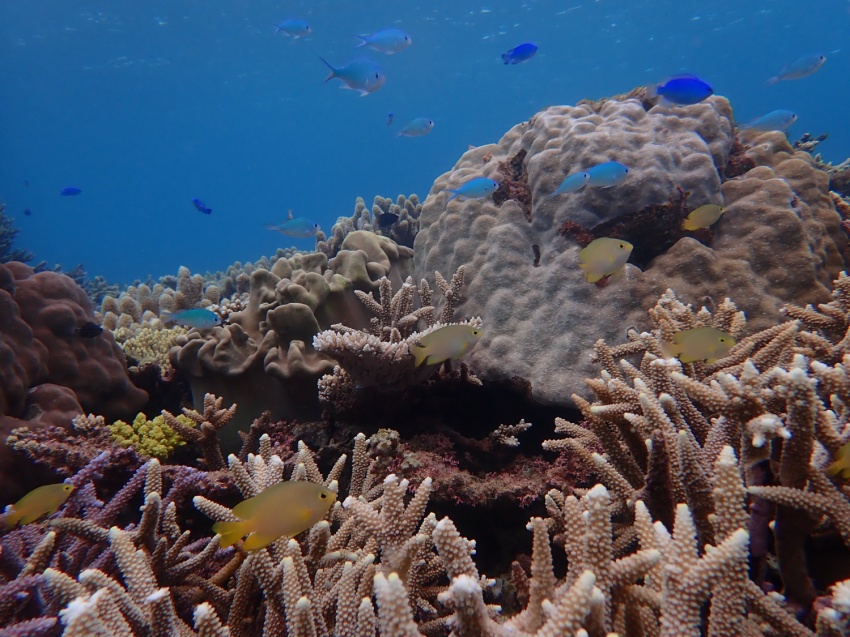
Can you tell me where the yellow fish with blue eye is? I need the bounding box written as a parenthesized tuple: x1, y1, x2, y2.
(212, 481, 336, 551)
(827, 442, 850, 480)
(660, 327, 736, 364)
(579, 237, 633, 284)
(3, 483, 75, 529)
(412, 324, 483, 367)
(682, 204, 725, 231)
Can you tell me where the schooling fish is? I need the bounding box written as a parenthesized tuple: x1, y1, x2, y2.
(412, 324, 483, 367)
(586, 162, 629, 188)
(502, 42, 538, 64)
(397, 117, 435, 137)
(445, 177, 500, 202)
(552, 172, 589, 196)
(648, 74, 713, 105)
(75, 322, 104, 338)
(767, 54, 826, 84)
(320, 56, 386, 96)
(161, 308, 222, 329)
(4, 483, 74, 529)
(211, 481, 337, 550)
(682, 204, 725, 231)
(579, 237, 633, 284)
(355, 28, 412, 54)
(60, 187, 82, 196)
(660, 326, 736, 364)
(827, 442, 850, 480)
(193, 198, 212, 215)
(274, 19, 311, 39)
(265, 214, 321, 238)
(740, 110, 798, 133)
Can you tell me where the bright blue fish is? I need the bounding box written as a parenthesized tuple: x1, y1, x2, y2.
(161, 309, 221, 329)
(320, 57, 386, 96)
(740, 110, 798, 133)
(445, 177, 500, 202)
(552, 172, 589, 196)
(397, 117, 434, 137)
(387, 113, 394, 126)
(767, 54, 825, 85)
(355, 29, 412, 54)
(60, 187, 82, 196)
(192, 198, 212, 215)
(274, 19, 311, 39)
(586, 162, 629, 188)
(265, 217, 321, 238)
(648, 74, 713, 105)
(502, 42, 538, 65)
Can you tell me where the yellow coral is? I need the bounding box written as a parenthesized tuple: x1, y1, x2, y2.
(109, 413, 195, 459)
(112, 324, 188, 375)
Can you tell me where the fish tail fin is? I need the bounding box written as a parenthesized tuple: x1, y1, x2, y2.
(212, 521, 246, 548)
(766, 76, 780, 86)
(659, 340, 679, 360)
(355, 36, 367, 48)
(645, 83, 658, 99)
(273, 25, 281, 34)
(412, 344, 429, 367)
(501, 53, 511, 64)
(159, 311, 175, 324)
(445, 190, 458, 202)
(3, 508, 22, 530)
(319, 57, 337, 83)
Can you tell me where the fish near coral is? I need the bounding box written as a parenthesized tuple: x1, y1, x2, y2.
(647, 74, 713, 105)
(552, 172, 589, 196)
(265, 212, 321, 238)
(212, 481, 337, 550)
(320, 56, 386, 96)
(161, 308, 222, 329)
(397, 117, 435, 137)
(412, 324, 483, 367)
(579, 237, 633, 284)
(827, 442, 850, 480)
(767, 53, 826, 84)
(660, 326, 736, 363)
(682, 204, 725, 230)
(586, 162, 629, 188)
(740, 110, 798, 133)
(4, 483, 74, 529)
(445, 177, 500, 202)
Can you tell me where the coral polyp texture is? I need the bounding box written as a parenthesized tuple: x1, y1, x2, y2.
(414, 93, 848, 406)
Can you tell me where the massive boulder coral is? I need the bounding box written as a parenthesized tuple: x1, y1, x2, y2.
(414, 93, 848, 406)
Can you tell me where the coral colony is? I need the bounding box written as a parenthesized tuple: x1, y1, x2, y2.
(5, 89, 850, 637)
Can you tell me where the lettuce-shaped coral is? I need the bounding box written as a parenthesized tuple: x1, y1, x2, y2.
(109, 413, 195, 459)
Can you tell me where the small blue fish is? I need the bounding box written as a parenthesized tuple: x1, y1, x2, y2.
(23, 209, 32, 216)
(265, 217, 321, 238)
(740, 110, 797, 133)
(355, 29, 412, 54)
(161, 309, 222, 329)
(502, 42, 538, 65)
(767, 54, 826, 85)
(387, 113, 394, 126)
(648, 74, 713, 105)
(320, 57, 386, 96)
(445, 177, 500, 202)
(274, 19, 311, 39)
(586, 162, 629, 188)
(192, 198, 212, 215)
(552, 172, 589, 196)
(397, 117, 435, 137)
(60, 187, 82, 196)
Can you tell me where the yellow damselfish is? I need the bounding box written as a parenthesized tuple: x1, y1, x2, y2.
(4, 483, 75, 529)
(213, 481, 336, 550)
(827, 442, 850, 480)
(579, 238, 633, 284)
(660, 326, 736, 363)
(682, 204, 725, 231)
(412, 324, 483, 367)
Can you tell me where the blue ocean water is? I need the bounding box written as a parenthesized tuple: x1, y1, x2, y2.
(0, 0, 847, 283)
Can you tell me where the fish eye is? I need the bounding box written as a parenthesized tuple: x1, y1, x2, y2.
(719, 338, 726, 343)
(618, 243, 625, 248)
(320, 491, 328, 499)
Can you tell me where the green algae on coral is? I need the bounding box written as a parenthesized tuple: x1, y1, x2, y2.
(109, 413, 196, 459)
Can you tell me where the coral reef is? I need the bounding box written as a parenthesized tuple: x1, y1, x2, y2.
(109, 412, 195, 460)
(414, 93, 848, 407)
(0, 203, 33, 264)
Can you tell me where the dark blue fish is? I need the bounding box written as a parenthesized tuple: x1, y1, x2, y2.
(387, 112, 394, 125)
(649, 74, 713, 105)
(75, 322, 103, 338)
(502, 42, 538, 65)
(23, 209, 32, 216)
(193, 198, 212, 214)
(60, 187, 82, 196)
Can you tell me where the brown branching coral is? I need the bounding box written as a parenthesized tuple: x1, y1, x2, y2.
(492, 149, 532, 222)
(160, 393, 237, 470)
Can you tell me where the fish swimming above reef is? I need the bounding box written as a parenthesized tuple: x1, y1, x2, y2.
(827, 441, 850, 480)
(210, 481, 337, 550)
(75, 322, 104, 338)
(320, 56, 386, 96)
(767, 54, 826, 84)
(412, 324, 483, 367)
(193, 198, 212, 214)
(4, 483, 74, 529)
(23, 208, 32, 216)
(682, 204, 725, 230)
(397, 117, 435, 137)
(274, 18, 311, 39)
(660, 326, 736, 363)
(161, 308, 222, 329)
(502, 42, 538, 64)
(60, 187, 82, 196)
(647, 74, 713, 105)
(740, 110, 798, 133)
(445, 177, 500, 202)
(355, 28, 412, 54)
(265, 211, 321, 238)
(579, 237, 633, 283)
(552, 171, 589, 196)
(586, 162, 629, 188)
